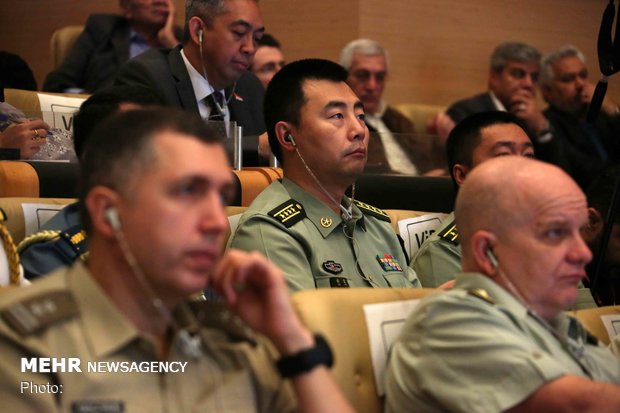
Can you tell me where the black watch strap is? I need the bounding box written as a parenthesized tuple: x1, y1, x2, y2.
(276, 333, 334, 378)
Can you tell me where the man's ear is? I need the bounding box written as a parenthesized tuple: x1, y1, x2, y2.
(85, 186, 121, 238)
(188, 17, 204, 45)
(470, 230, 498, 276)
(583, 207, 604, 242)
(275, 121, 296, 152)
(453, 164, 469, 187)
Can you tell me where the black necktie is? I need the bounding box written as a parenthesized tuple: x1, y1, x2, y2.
(205, 92, 224, 121)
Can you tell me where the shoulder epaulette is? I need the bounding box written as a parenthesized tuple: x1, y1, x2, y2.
(268, 199, 306, 228)
(467, 288, 495, 305)
(438, 220, 459, 245)
(186, 301, 256, 345)
(1, 290, 78, 335)
(353, 200, 390, 222)
(58, 226, 88, 256)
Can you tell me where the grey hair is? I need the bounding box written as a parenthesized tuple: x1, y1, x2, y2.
(489, 41, 541, 72)
(184, 0, 227, 27)
(339, 38, 389, 70)
(539, 45, 586, 85)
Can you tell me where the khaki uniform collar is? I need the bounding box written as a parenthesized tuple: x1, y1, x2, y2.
(280, 178, 365, 237)
(68, 262, 141, 359)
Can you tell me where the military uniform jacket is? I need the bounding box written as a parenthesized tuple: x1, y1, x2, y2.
(385, 273, 620, 413)
(228, 178, 420, 291)
(410, 211, 461, 287)
(0, 263, 296, 413)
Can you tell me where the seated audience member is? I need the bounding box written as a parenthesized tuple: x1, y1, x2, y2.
(537, 45, 620, 190)
(581, 166, 620, 306)
(114, 0, 266, 137)
(228, 58, 420, 291)
(386, 157, 620, 413)
(340, 38, 438, 175)
(250, 33, 285, 89)
(438, 42, 548, 140)
(44, 0, 180, 94)
(0, 51, 37, 91)
(18, 85, 164, 280)
(0, 108, 354, 412)
(411, 111, 534, 287)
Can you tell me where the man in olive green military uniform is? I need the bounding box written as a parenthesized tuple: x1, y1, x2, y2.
(411, 111, 535, 287)
(228, 59, 419, 291)
(386, 157, 620, 413)
(0, 109, 354, 412)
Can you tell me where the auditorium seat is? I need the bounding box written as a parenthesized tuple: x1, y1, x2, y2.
(231, 167, 283, 206)
(291, 288, 438, 413)
(0, 197, 75, 245)
(571, 305, 620, 345)
(0, 161, 79, 198)
(394, 103, 445, 135)
(50, 25, 84, 68)
(4, 88, 89, 116)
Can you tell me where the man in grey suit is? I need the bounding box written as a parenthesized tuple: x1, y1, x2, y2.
(114, 0, 266, 140)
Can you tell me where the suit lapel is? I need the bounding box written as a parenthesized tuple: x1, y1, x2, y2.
(168, 46, 200, 113)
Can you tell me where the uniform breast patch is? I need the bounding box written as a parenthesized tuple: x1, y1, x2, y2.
(322, 260, 343, 274)
(329, 277, 350, 288)
(268, 199, 306, 228)
(438, 220, 459, 245)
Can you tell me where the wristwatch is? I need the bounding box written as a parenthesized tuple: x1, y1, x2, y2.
(276, 333, 334, 378)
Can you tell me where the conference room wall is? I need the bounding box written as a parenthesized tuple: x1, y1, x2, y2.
(0, 0, 616, 106)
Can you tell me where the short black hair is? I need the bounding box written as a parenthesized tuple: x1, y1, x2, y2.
(264, 58, 349, 163)
(257, 33, 280, 49)
(73, 85, 164, 158)
(79, 108, 223, 231)
(446, 111, 528, 190)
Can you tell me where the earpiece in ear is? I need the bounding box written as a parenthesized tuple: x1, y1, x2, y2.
(198, 29, 204, 43)
(105, 207, 121, 231)
(486, 249, 498, 268)
(285, 134, 297, 147)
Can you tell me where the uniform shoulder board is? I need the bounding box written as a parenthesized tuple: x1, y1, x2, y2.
(438, 220, 459, 245)
(467, 288, 495, 305)
(353, 200, 390, 222)
(58, 225, 88, 256)
(186, 301, 256, 345)
(1, 290, 78, 336)
(267, 199, 306, 228)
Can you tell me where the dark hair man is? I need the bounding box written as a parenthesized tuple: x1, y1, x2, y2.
(229, 58, 420, 291)
(0, 108, 354, 412)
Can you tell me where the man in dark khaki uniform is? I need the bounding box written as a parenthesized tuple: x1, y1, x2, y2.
(0, 109, 353, 412)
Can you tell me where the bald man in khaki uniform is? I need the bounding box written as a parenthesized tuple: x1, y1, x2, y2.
(386, 157, 620, 413)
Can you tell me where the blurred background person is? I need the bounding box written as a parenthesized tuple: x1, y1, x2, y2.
(250, 33, 285, 89)
(43, 0, 180, 93)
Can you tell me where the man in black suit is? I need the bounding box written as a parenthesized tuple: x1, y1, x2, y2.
(43, 0, 179, 93)
(114, 0, 266, 140)
(537, 45, 620, 190)
(438, 42, 549, 140)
